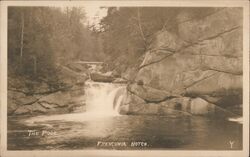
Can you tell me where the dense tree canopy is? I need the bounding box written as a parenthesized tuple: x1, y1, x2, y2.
(8, 6, 216, 80)
(8, 7, 104, 79)
(98, 7, 217, 73)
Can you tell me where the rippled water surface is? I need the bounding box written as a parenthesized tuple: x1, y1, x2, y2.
(8, 113, 242, 150)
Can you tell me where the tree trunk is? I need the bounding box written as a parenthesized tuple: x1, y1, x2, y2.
(137, 8, 146, 46)
(20, 11, 24, 65)
(33, 56, 37, 75)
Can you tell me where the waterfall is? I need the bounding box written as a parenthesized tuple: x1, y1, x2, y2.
(85, 81, 126, 116)
(24, 81, 126, 124)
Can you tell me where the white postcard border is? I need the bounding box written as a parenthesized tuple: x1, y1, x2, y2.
(1, 1, 249, 157)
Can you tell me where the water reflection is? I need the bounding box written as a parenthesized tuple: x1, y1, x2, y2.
(8, 114, 242, 150)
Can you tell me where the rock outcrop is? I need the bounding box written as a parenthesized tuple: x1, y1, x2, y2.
(8, 62, 89, 116)
(120, 8, 243, 116)
(90, 72, 115, 82)
(8, 86, 86, 116)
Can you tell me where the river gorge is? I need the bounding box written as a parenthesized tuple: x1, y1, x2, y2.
(7, 6, 244, 151)
(8, 78, 242, 150)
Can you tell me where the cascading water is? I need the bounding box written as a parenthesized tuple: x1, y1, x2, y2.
(24, 81, 126, 124)
(85, 81, 126, 117)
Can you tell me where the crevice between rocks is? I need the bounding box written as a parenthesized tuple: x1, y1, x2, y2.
(184, 72, 219, 90)
(206, 68, 242, 76)
(175, 8, 227, 28)
(127, 85, 181, 104)
(138, 25, 242, 70)
(8, 85, 73, 96)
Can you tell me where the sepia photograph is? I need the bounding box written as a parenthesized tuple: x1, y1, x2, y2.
(0, 0, 249, 157)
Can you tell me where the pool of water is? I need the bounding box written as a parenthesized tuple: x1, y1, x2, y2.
(8, 113, 242, 150)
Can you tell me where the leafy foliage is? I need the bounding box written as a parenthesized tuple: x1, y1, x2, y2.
(8, 7, 104, 80)
(98, 7, 217, 73)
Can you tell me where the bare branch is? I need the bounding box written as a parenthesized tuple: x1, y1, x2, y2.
(136, 8, 147, 46)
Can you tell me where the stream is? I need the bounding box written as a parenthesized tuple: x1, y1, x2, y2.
(7, 81, 242, 150)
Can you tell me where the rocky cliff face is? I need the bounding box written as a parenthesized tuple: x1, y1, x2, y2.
(120, 8, 243, 116)
(8, 63, 89, 116)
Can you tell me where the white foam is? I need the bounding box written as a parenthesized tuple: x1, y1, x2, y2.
(228, 117, 243, 124)
(25, 82, 126, 125)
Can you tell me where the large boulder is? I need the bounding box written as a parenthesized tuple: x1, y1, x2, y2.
(127, 83, 174, 103)
(119, 95, 216, 116)
(38, 87, 85, 108)
(90, 72, 115, 82)
(8, 99, 18, 114)
(9, 85, 86, 116)
(177, 8, 242, 44)
(14, 103, 46, 115)
(38, 91, 71, 107)
(8, 61, 88, 116)
(7, 91, 40, 115)
(122, 67, 138, 81)
(66, 63, 88, 73)
(130, 7, 242, 107)
(113, 78, 128, 84)
(14, 105, 32, 115)
(189, 98, 215, 115)
(123, 8, 242, 115)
